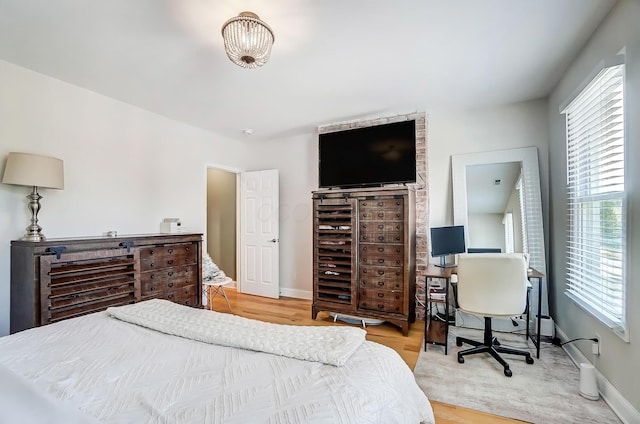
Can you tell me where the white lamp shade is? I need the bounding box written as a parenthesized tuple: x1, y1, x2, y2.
(2, 152, 64, 189)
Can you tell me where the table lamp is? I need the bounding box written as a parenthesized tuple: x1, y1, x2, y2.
(2, 152, 65, 241)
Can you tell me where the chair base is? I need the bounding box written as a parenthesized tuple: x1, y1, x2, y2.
(456, 317, 533, 377)
(203, 279, 233, 313)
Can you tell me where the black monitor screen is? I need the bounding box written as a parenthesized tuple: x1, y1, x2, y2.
(430, 225, 466, 257)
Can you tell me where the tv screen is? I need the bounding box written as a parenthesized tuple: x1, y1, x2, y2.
(430, 225, 466, 257)
(319, 120, 417, 188)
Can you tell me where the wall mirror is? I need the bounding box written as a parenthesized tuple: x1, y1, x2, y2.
(452, 146, 548, 318)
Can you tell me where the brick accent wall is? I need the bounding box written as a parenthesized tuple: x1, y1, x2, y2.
(318, 112, 429, 320)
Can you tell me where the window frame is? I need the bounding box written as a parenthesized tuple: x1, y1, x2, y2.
(562, 61, 628, 341)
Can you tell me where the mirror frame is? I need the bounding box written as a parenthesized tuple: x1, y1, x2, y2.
(452, 146, 548, 313)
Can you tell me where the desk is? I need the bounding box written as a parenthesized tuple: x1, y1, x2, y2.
(422, 264, 545, 358)
(525, 268, 544, 359)
(423, 264, 455, 354)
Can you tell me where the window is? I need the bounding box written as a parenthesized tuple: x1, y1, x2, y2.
(563, 63, 626, 338)
(503, 212, 514, 253)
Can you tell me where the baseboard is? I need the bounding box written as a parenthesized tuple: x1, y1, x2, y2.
(279, 287, 312, 300)
(555, 326, 639, 424)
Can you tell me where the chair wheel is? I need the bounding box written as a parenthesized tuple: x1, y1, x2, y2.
(504, 368, 512, 377)
(456, 337, 463, 347)
(526, 357, 534, 365)
(457, 355, 464, 364)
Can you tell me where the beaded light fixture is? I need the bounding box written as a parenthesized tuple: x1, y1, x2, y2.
(221, 12, 274, 69)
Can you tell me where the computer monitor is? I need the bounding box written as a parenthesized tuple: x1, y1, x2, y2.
(430, 225, 466, 267)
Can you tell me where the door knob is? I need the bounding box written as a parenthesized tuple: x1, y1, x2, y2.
(268, 238, 279, 243)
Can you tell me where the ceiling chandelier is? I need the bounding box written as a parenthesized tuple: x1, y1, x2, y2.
(221, 12, 274, 69)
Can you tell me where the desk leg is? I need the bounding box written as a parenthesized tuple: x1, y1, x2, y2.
(536, 277, 541, 358)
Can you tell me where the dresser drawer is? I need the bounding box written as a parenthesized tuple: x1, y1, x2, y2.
(359, 268, 404, 291)
(360, 221, 403, 243)
(359, 199, 404, 221)
(142, 284, 197, 306)
(358, 288, 403, 313)
(139, 243, 197, 271)
(140, 265, 197, 296)
(360, 244, 404, 267)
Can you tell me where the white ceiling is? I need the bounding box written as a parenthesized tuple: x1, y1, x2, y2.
(0, 0, 617, 141)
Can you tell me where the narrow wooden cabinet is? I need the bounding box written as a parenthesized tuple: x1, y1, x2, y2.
(10, 233, 203, 334)
(312, 187, 416, 335)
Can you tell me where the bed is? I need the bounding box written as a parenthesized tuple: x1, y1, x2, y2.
(0, 299, 435, 423)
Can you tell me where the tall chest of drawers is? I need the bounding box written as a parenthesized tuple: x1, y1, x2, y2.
(10, 233, 203, 334)
(312, 187, 416, 335)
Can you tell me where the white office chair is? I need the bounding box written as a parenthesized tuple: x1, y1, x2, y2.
(455, 253, 534, 377)
(202, 277, 233, 312)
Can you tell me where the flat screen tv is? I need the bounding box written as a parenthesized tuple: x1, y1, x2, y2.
(430, 225, 466, 267)
(319, 120, 417, 188)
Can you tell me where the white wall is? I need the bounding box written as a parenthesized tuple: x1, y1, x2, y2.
(427, 101, 550, 255)
(0, 60, 252, 335)
(548, 0, 640, 416)
(468, 213, 504, 250)
(248, 100, 550, 297)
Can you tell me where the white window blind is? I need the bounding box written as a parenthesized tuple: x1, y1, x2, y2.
(563, 64, 626, 337)
(503, 212, 514, 253)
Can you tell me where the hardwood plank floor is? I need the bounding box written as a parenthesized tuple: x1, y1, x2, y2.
(208, 288, 526, 424)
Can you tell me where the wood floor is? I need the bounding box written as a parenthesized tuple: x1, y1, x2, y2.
(209, 288, 526, 424)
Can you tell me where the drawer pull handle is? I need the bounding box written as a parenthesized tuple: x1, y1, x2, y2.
(185, 246, 190, 251)
(362, 224, 367, 229)
(150, 274, 154, 279)
(396, 236, 401, 241)
(363, 246, 368, 251)
(378, 293, 384, 298)
(378, 247, 384, 252)
(378, 259, 384, 264)
(363, 269, 368, 274)
(167, 260, 174, 265)
(168, 248, 173, 253)
(378, 213, 384, 218)
(378, 236, 384, 241)
(149, 250, 154, 255)
(396, 213, 401, 218)
(378, 270, 385, 276)
(378, 304, 384, 309)
(378, 281, 384, 286)
(396, 260, 401, 264)
(168, 271, 174, 277)
(378, 224, 384, 229)
(363, 258, 368, 262)
(168, 282, 174, 287)
(362, 236, 368, 240)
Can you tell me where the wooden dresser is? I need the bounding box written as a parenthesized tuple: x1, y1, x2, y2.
(10, 233, 202, 334)
(312, 187, 416, 335)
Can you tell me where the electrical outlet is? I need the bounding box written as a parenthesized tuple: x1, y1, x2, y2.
(592, 333, 601, 355)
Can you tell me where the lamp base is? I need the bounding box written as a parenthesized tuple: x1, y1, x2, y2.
(22, 232, 46, 242)
(23, 186, 46, 242)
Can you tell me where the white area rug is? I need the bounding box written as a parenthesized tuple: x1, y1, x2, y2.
(414, 326, 621, 424)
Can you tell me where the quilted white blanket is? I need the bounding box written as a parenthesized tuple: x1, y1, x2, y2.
(107, 299, 366, 366)
(0, 305, 435, 423)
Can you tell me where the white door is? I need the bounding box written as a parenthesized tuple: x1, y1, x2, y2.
(239, 169, 280, 298)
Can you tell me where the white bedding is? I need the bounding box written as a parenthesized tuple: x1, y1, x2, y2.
(0, 303, 435, 424)
(107, 299, 366, 366)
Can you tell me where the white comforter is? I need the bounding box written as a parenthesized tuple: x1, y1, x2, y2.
(0, 304, 435, 424)
(107, 299, 366, 366)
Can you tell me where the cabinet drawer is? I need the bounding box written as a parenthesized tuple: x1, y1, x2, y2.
(139, 243, 197, 271)
(360, 222, 403, 243)
(359, 199, 404, 221)
(141, 266, 197, 296)
(359, 269, 404, 291)
(143, 285, 197, 306)
(360, 245, 404, 267)
(358, 288, 403, 313)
